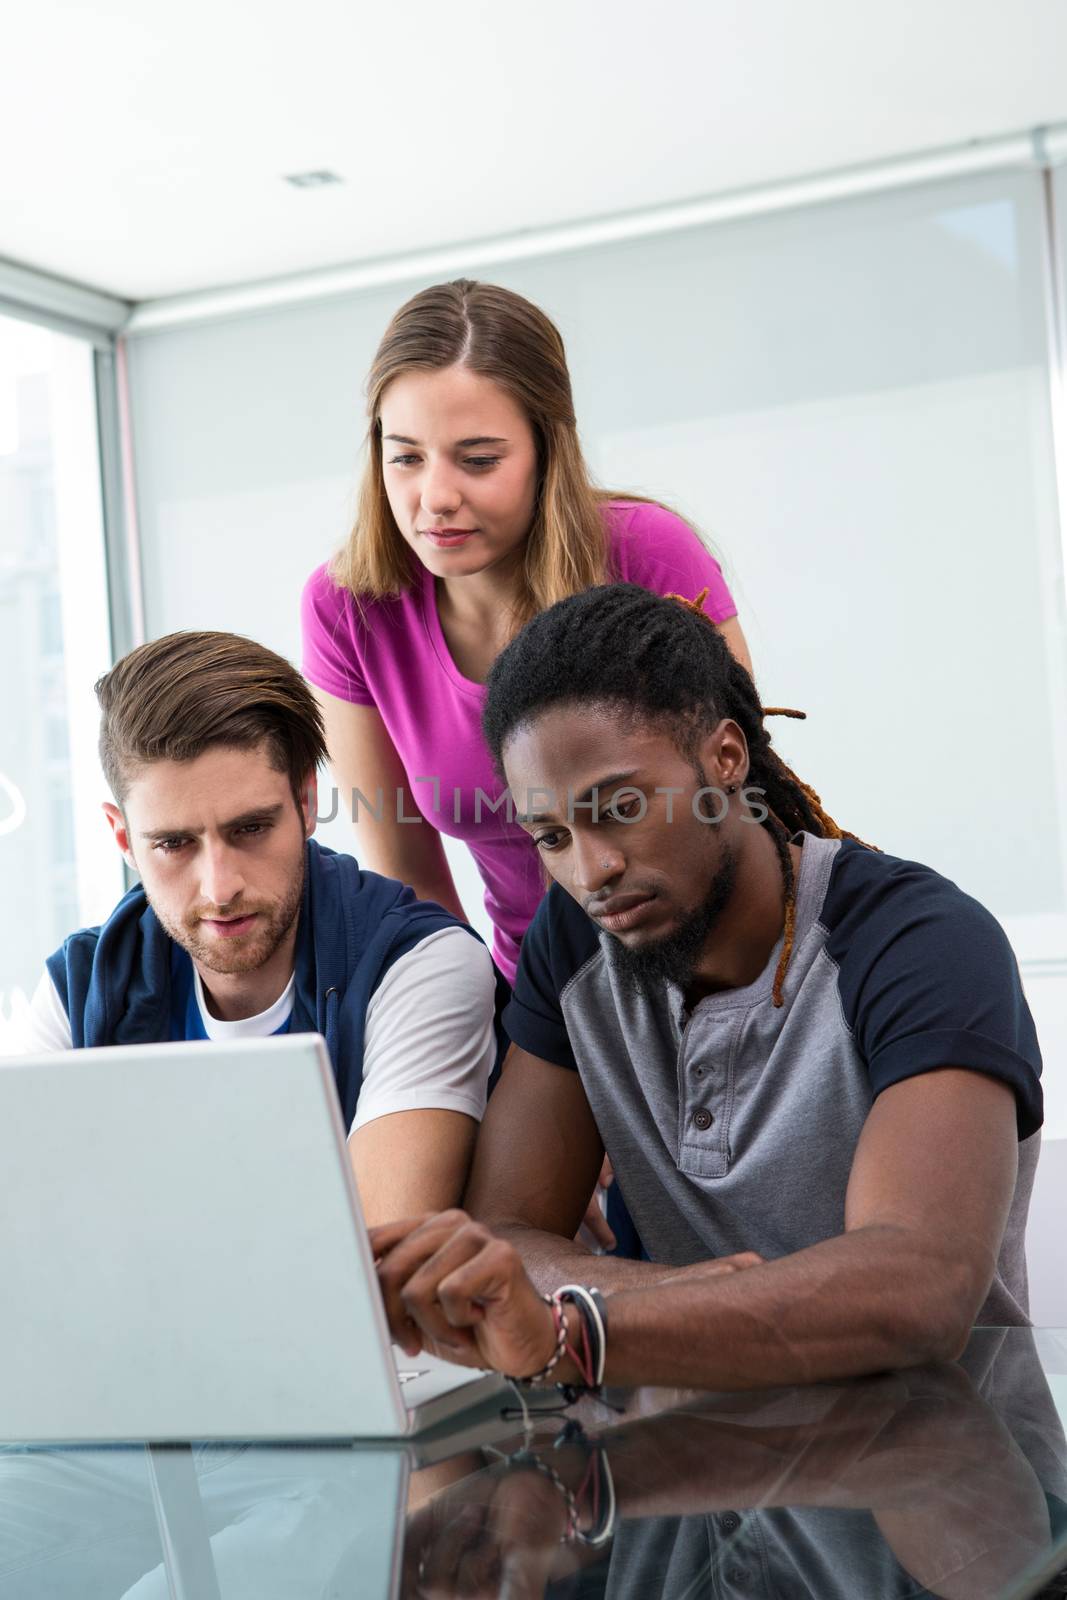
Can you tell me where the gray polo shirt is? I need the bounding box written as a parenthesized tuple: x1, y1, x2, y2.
(504, 833, 1043, 1323)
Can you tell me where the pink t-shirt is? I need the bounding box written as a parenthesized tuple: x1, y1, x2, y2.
(301, 499, 737, 981)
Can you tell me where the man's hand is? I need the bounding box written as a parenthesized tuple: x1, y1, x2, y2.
(372, 1211, 561, 1379)
(577, 1156, 616, 1252)
(665, 1251, 764, 1284)
(403, 1459, 576, 1599)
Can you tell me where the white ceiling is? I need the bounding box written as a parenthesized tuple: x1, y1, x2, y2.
(4, 0, 1067, 303)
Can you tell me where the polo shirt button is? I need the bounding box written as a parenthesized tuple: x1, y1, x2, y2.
(693, 1108, 714, 1131)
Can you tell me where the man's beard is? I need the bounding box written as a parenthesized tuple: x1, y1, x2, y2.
(151, 855, 306, 978)
(610, 841, 739, 994)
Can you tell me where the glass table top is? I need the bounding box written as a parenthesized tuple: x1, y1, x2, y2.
(2, 1327, 1066, 1599)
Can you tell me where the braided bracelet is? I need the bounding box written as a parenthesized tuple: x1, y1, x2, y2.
(509, 1449, 580, 1542)
(506, 1293, 568, 1387)
(510, 1436, 617, 1548)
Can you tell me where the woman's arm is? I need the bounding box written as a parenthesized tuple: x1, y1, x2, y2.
(718, 615, 754, 677)
(311, 687, 467, 920)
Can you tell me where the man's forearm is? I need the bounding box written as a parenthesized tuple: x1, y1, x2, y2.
(496, 1220, 684, 1293)
(579, 1223, 979, 1390)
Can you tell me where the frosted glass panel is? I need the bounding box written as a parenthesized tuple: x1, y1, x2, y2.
(0, 314, 121, 1041)
(125, 168, 1067, 964)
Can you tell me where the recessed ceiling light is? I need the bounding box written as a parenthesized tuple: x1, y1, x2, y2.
(283, 170, 344, 189)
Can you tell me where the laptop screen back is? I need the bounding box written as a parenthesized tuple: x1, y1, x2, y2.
(0, 1035, 408, 1441)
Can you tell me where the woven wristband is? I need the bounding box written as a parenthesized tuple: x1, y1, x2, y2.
(506, 1293, 567, 1387)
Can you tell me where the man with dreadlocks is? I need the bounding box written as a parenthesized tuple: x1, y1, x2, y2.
(372, 584, 1042, 1393)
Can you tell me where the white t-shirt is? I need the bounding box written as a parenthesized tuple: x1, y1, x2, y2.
(19, 925, 496, 1134)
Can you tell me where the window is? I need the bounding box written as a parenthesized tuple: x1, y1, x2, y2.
(0, 312, 122, 1045)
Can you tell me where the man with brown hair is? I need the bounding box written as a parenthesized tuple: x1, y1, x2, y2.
(18, 630, 498, 1225)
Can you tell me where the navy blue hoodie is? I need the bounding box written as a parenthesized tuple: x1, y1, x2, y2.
(46, 840, 481, 1131)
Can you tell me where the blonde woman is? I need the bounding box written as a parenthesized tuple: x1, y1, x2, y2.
(302, 279, 751, 986)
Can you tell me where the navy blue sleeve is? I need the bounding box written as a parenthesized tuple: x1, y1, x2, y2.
(503, 886, 597, 1071)
(824, 842, 1043, 1139)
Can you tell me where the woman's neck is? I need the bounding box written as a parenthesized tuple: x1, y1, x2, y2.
(434, 561, 526, 683)
(435, 556, 524, 629)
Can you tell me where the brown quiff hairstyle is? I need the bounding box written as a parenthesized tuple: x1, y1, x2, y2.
(96, 631, 327, 808)
(331, 278, 632, 625)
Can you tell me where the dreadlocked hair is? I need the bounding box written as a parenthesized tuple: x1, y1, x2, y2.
(483, 583, 875, 1006)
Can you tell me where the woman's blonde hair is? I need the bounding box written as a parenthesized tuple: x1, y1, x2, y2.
(331, 279, 628, 624)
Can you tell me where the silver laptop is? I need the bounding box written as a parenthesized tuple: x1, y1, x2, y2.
(0, 1034, 512, 1442)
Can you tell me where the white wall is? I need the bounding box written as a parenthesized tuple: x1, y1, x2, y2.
(124, 168, 1067, 1278)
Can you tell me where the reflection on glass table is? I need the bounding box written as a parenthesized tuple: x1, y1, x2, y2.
(1, 1328, 1066, 1599)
